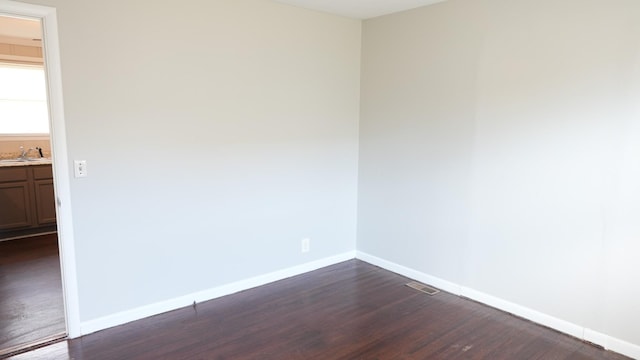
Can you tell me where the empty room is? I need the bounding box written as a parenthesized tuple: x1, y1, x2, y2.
(1, 0, 639, 359)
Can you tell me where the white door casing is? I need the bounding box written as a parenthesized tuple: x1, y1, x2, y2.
(0, 0, 81, 338)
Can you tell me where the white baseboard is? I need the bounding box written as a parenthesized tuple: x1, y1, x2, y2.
(356, 251, 640, 360)
(79, 251, 356, 336)
(356, 251, 464, 295)
(584, 328, 640, 360)
(459, 285, 584, 340)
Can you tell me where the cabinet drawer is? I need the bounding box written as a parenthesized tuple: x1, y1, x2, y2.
(33, 165, 53, 180)
(0, 167, 28, 182)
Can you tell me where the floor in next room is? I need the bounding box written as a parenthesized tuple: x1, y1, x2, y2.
(0, 234, 65, 357)
(6, 259, 631, 360)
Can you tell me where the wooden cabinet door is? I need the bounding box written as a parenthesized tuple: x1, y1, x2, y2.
(0, 182, 32, 230)
(34, 179, 57, 225)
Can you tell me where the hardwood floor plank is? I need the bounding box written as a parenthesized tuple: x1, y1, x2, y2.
(0, 234, 65, 356)
(7, 260, 632, 360)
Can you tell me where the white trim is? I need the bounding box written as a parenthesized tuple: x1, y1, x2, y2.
(0, 0, 81, 338)
(356, 251, 463, 295)
(80, 251, 356, 336)
(459, 286, 584, 340)
(584, 328, 611, 349)
(583, 328, 640, 360)
(356, 251, 640, 360)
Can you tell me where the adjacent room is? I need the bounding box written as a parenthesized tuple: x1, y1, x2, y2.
(1, 0, 639, 358)
(0, 14, 65, 356)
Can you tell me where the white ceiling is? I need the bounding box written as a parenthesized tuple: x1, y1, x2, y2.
(274, 0, 448, 19)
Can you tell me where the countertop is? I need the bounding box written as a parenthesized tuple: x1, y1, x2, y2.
(0, 158, 53, 168)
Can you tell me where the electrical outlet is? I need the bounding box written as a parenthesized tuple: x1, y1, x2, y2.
(301, 238, 310, 253)
(74, 160, 87, 178)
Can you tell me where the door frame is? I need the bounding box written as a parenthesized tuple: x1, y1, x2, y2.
(0, 0, 81, 338)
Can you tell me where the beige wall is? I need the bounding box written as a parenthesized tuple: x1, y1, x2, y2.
(359, 0, 640, 354)
(22, 0, 362, 323)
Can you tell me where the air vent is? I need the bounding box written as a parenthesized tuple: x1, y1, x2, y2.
(406, 281, 440, 295)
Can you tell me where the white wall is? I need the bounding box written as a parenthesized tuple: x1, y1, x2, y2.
(359, 0, 640, 354)
(26, 0, 361, 322)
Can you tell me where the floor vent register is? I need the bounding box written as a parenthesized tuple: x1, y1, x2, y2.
(406, 281, 440, 296)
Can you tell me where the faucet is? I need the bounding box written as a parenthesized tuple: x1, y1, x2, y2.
(18, 146, 35, 160)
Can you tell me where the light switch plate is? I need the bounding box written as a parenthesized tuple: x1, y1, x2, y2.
(74, 160, 87, 178)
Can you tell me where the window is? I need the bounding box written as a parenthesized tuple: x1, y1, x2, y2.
(0, 63, 49, 134)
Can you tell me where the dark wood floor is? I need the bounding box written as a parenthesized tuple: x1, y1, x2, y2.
(8, 260, 631, 360)
(0, 234, 65, 357)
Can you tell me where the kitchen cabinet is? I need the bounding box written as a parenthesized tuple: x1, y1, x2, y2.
(33, 165, 56, 225)
(0, 164, 56, 240)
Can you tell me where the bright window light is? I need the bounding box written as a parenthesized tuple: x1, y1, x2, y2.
(0, 64, 49, 134)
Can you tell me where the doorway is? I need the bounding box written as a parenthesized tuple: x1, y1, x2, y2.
(0, 1, 80, 355)
(0, 14, 65, 356)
